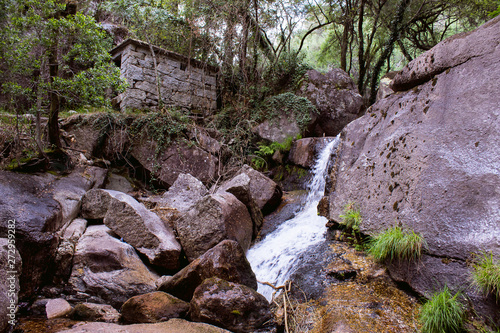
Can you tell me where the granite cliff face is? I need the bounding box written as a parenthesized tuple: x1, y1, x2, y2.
(323, 16, 500, 318)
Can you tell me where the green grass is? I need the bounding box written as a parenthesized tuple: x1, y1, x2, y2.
(367, 225, 427, 262)
(339, 202, 362, 232)
(419, 286, 465, 333)
(472, 251, 500, 300)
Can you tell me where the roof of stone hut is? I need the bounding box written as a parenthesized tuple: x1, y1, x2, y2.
(110, 38, 219, 74)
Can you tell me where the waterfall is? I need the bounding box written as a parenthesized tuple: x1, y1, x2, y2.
(247, 135, 340, 300)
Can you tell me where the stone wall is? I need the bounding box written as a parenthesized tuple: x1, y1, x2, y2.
(112, 39, 218, 115)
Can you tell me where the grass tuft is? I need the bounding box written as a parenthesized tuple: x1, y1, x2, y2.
(419, 286, 465, 333)
(367, 225, 427, 262)
(339, 202, 362, 233)
(472, 251, 500, 300)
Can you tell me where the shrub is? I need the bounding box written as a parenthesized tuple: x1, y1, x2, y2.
(339, 202, 362, 233)
(367, 225, 427, 262)
(472, 251, 500, 300)
(419, 286, 465, 333)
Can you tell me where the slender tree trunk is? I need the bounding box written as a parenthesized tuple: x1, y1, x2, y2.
(369, 0, 411, 105)
(48, 38, 61, 149)
(357, 0, 366, 94)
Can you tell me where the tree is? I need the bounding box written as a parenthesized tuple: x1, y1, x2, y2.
(1, 0, 125, 152)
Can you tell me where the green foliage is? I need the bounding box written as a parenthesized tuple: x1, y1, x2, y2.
(419, 286, 465, 333)
(489, 4, 500, 17)
(472, 251, 500, 299)
(339, 202, 362, 233)
(367, 225, 427, 262)
(250, 135, 300, 171)
(130, 109, 191, 158)
(257, 92, 318, 132)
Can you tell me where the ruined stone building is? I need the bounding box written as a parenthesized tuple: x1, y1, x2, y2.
(111, 39, 219, 115)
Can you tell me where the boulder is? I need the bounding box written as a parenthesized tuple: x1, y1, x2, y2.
(218, 173, 263, 239)
(235, 165, 282, 215)
(69, 225, 158, 308)
(45, 298, 72, 319)
(53, 218, 88, 283)
(288, 137, 333, 168)
(0, 167, 103, 298)
(391, 16, 500, 92)
(131, 139, 217, 188)
(104, 173, 134, 193)
(157, 240, 257, 301)
(82, 189, 182, 270)
(174, 192, 253, 261)
(72, 303, 120, 323)
(190, 277, 272, 333)
(297, 68, 363, 136)
(253, 112, 308, 144)
(120, 291, 189, 324)
(0, 238, 21, 333)
(57, 318, 231, 333)
(324, 17, 500, 320)
(376, 71, 397, 101)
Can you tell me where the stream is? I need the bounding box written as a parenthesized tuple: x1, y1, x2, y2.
(247, 136, 339, 300)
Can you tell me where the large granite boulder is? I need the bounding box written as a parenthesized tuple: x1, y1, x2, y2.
(81, 189, 182, 270)
(218, 173, 263, 239)
(0, 168, 104, 298)
(324, 17, 500, 320)
(72, 303, 120, 323)
(157, 240, 257, 301)
(297, 68, 363, 136)
(235, 165, 282, 215)
(57, 318, 232, 333)
(69, 225, 158, 307)
(0, 238, 21, 332)
(190, 277, 272, 333)
(120, 291, 189, 324)
(131, 139, 217, 188)
(174, 192, 253, 261)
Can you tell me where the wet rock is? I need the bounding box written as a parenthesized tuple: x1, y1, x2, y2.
(46, 298, 72, 319)
(0, 238, 21, 332)
(218, 173, 264, 239)
(174, 192, 253, 261)
(288, 137, 333, 168)
(190, 277, 272, 333)
(72, 303, 120, 323)
(82, 189, 182, 270)
(157, 240, 257, 301)
(69, 225, 158, 308)
(297, 68, 363, 136)
(53, 218, 88, 283)
(120, 291, 189, 324)
(325, 17, 500, 320)
(0, 168, 103, 298)
(131, 139, 217, 188)
(235, 165, 282, 215)
(57, 318, 232, 333)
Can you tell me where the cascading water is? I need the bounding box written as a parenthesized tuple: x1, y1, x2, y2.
(247, 135, 340, 300)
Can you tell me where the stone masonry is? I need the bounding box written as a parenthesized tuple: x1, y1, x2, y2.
(111, 39, 218, 115)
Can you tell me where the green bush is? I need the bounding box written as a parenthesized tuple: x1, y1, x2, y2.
(339, 203, 362, 233)
(367, 225, 427, 262)
(472, 251, 500, 300)
(419, 286, 465, 333)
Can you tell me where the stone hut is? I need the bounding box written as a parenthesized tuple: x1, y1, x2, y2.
(111, 39, 219, 115)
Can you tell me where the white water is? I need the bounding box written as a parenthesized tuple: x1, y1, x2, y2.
(247, 136, 340, 300)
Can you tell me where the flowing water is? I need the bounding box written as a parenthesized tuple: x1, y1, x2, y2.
(247, 136, 340, 300)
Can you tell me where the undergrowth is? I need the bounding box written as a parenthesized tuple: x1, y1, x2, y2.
(472, 251, 500, 300)
(367, 225, 427, 262)
(419, 286, 465, 333)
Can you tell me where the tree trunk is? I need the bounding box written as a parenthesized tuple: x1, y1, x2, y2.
(369, 0, 411, 105)
(48, 38, 61, 149)
(357, 0, 366, 95)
